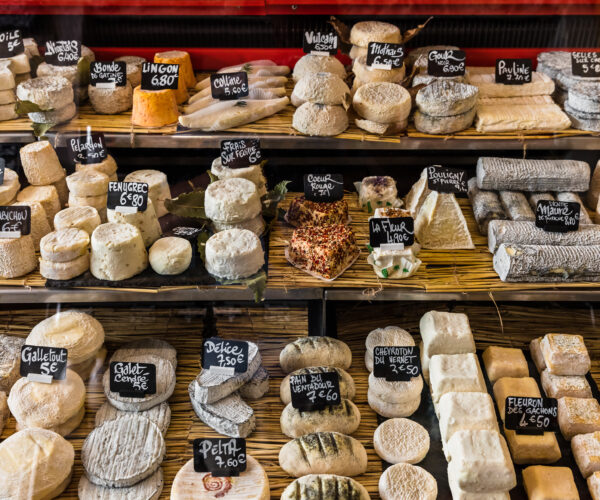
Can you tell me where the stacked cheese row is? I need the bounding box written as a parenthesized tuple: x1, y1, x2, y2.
(405, 168, 474, 249)
(0, 38, 37, 121)
(409, 44, 467, 87)
(17, 75, 76, 124)
(278, 336, 370, 500)
(467, 65, 571, 133)
(420, 310, 517, 499)
(291, 55, 349, 136)
(364, 326, 438, 500)
(465, 156, 600, 283)
(210, 154, 268, 197)
(352, 81, 411, 135)
(79, 339, 176, 497)
(188, 338, 269, 438)
(530, 334, 600, 498)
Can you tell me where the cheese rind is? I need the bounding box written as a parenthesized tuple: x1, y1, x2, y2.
(95, 401, 171, 437)
(17, 184, 61, 225)
(11, 200, 50, 250)
(123, 169, 171, 217)
(90, 222, 148, 280)
(0, 167, 20, 204)
(76, 154, 118, 176)
(54, 206, 101, 235)
(88, 81, 133, 114)
(66, 169, 109, 197)
(0, 335, 24, 392)
(107, 198, 162, 247)
(40, 253, 89, 280)
(28, 101, 76, 124)
(429, 353, 486, 403)
(78, 468, 163, 500)
(353, 82, 411, 123)
(0, 234, 37, 278)
(205, 177, 261, 223)
(467, 67, 554, 97)
(205, 228, 264, 279)
(420, 311, 475, 358)
(475, 102, 571, 133)
(131, 86, 179, 128)
(16, 75, 73, 109)
(40, 227, 89, 262)
(19, 140, 65, 185)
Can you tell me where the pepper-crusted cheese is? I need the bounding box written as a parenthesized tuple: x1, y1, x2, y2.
(286, 196, 349, 227)
(154, 50, 195, 88)
(131, 86, 179, 128)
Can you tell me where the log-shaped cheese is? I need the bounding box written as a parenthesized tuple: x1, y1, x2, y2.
(499, 191, 535, 221)
(555, 192, 593, 225)
(488, 220, 600, 253)
(477, 157, 590, 192)
(494, 243, 600, 282)
(467, 177, 505, 236)
(131, 86, 178, 128)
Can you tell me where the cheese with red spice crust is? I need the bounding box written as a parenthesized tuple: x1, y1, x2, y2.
(285, 196, 349, 227)
(289, 224, 359, 280)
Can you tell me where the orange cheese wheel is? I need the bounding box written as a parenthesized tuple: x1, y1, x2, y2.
(131, 86, 179, 128)
(154, 50, 196, 88)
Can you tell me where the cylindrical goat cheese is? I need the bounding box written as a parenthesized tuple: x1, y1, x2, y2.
(75, 154, 118, 177)
(205, 228, 264, 279)
(149, 237, 192, 275)
(0, 167, 20, 205)
(66, 170, 109, 197)
(17, 185, 61, 227)
(88, 82, 133, 114)
(40, 228, 89, 263)
(11, 201, 51, 250)
(0, 235, 37, 278)
(90, 223, 148, 281)
(19, 141, 65, 185)
(54, 206, 101, 235)
(107, 198, 162, 247)
(123, 169, 171, 217)
(204, 178, 261, 223)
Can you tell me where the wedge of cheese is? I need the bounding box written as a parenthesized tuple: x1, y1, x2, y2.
(415, 191, 474, 249)
(404, 168, 430, 217)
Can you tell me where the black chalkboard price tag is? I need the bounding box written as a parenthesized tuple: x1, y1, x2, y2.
(0, 205, 30, 238)
(20, 345, 67, 383)
(0, 157, 5, 185)
(90, 61, 126, 88)
(427, 49, 466, 77)
(107, 181, 149, 213)
(427, 165, 468, 194)
(373, 345, 421, 382)
(290, 371, 341, 411)
(45, 40, 81, 66)
(505, 396, 559, 435)
(536, 200, 580, 233)
(369, 217, 415, 248)
(211, 72, 249, 100)
(202, 337, 249, 375)
(194, 438, 247, 477)
(302, 31, 338, 56)
(303, 173, 344, 202)
(221, 139, 262, 169)
(110, 361, 157, 398)
(366, 42, 405, 70)
(571, 51, 600, 77)
(495, 58, 532, 85)
(0, 29, 24, 59)
(141, 62, 179, 91)
(68, 133, 107, 165)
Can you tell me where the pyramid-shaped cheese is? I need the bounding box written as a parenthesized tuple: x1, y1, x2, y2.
(415, 191, 474, 249)
(404, 168, 430, 217)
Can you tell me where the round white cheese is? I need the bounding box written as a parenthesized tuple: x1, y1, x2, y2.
(124, 169, 171, 217)
(0, 428, 74, 500)
(0, 234, 37, 278)
(211, 157, 267, 196)
(16, 75, 73, 110)
(90, 222, 148, 281)
(149, 236, 192, 275)
(106, 198, 162, 247)
(8, 368, 85, 432)
(353, 82, 411, 123)
(40, 227, 89, 262)
(205, 178, 262, 223)
(76, 154, 118, 176)
(89, 81, 133, 114)
(27, 310, 105, 365)
(293, 54, 346, 82)
(95, 401, 171, 437)
(205, 228, 264, 279)
(78, 468, 164, 500)
(66, 169, 110, 197)
(28, 101, 76, 125)
(19, 140, 65, 185)
(40, 253, 89, 280)
(212, 213, 266, 236)
(0, 167, 20, 204)
(54, 206, 101, 235)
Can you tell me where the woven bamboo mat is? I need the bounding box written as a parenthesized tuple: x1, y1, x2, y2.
(0, 73, 593, 142)
(0, 303, 598, 498)
(267, 192, 600, 293)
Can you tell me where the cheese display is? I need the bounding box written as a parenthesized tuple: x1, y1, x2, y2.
(54, 205, 101, 235)
(0, 167, 20, 204)
(285, 195, 349, 227)
(373, 418, 430, 465)
(288, 224, 359, 280)
(523, 465, 579, 500)
(16, 76, 74, 123)
(90, 222, 149, 281)
(0, 334, 25, 392)
(123, 169, 171, 217)
(280, 366, 355, 404)
(0, 428, 74, 499)
(0, 234, 37, 278)
(154, 50, 196, 88)
(349, 20, 401, 60)
(8, 368, 86, 436)
(17, 185, 61, 226)
(356, 176, 401, 214)
(291, 72, 350, 108)
(76, 154, 119, 178)
(364, 325, 414, 372)
(352, 55, 406, 89)
(11, 201, 51, 250)
(19, 140, 65, 186)
(282, 474, 370, 500)
(293, 101, 349, 136)
(379, 463, 437, 500)
(205, 177, 262, 231)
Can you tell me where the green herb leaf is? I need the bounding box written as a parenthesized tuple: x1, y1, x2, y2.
(197, 228, 211, 262)
(242, 63, 252, 73)
(218, 270, 267, 303)
(206, 169, 218, 184)
(76, 56, 90, 87)
(164, 189, 208, 220)
(366, 243, 374, 253)
(262, 179, 290, 219)
(31, 122, 54, 139)
(235, 101, 248, 107)
(15, 99, 51, 116)
(382, 268, 389, 278)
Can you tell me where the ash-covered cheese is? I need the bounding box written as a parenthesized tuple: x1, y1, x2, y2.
(149, 236, 192, 275)
(90, 222, 148, 281)
(107, 198, 162, 247)
(54, 206, 101, 235)
(0, 167, 20, 205)
(205, 178, 262, 223)
(19, 140, 65, 185)
(0, 234, 37, 278)
(205, 228, 264, 279)
(124, 169, 171, 217)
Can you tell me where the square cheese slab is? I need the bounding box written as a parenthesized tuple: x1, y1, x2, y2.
(438, 392, 499, 446)
(541, 369, 592, 399)
(541, 334, 591, 376)
(558, 397, 600, 441)
(492, 376, 541, 422)
(503, 426, 561, 465)
(530, 337, 546, 373)
(482, 346, 529, 383)
(419, 311, 475, 358)
(446, 429, 516, 493)
(588, 471, 600, 500)
(572, 431, 600, 478)
(429, 353, 486, 404)
(522, 466, 579, 500)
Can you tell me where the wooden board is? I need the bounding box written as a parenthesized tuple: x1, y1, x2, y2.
(267, 192, 600, 293)
(0, 303, 599, 499)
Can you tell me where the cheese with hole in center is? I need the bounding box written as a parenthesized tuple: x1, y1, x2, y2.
(0, 234, 37, 278)
(90, 222, 148, 280)
(107, 198, 162, 247)
(0, 428, 74, 500)
(123, 169, 171, 217)
(132, 86, 179, 128)
(54, 206, 101, 235)
(19, 140, 65, 185)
